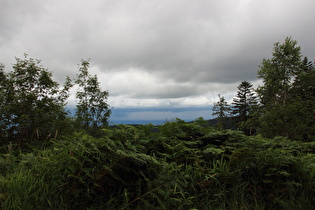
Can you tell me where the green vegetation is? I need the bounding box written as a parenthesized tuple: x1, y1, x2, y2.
(0, 55, 72, 145)
(0, 55, 111, 147)
(231, 81, 258, 135)
(256, 37, 315, 141)
(212, 94, 231, 130)
(75, 60, 111, 137)
(214, 37, 315, 141)
(0, 37, 314, 209)
(0, 120, 314, 209)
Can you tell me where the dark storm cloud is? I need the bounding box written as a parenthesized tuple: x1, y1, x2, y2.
(1, 0, 315, 108)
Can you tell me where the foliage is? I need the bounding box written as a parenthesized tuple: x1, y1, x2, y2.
(301, 56, 315, 72)
(212, 94, 231, 130)
(75, 60, 111, 136)
(1, 119, 314, 209)
(0, 39, 314, 209)
(0, 55, 113, 148)
(256, 37, 314, 140)
(257, 37, 302, 107)
(289, 66, 315, 140)
(0, 55, 71, 145)
(231, 81, 258, 135)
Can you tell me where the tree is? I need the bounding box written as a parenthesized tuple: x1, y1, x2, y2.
(288, 63, 315, 141)
(301, 56, 314, 72)
(212, 94, 231, 129)
(0, 63, 11, 142)
(232, 81, 258, 135)
(256, 38, 313, 140)
(257, 37, 303, 108)
(0, 55, 72, 144)
(75, 60, 111, 135)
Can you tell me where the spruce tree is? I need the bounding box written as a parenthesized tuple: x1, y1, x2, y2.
(212, 94, 231, 129)
(289, 61, 315, 140)
(232, 81, 257, 135)
(301, 56, 314, 72)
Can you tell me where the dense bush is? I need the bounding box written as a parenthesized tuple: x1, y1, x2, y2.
(0, 119, 314, 209)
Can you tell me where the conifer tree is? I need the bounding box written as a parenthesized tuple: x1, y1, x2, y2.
(212, 94, 231, 129)
(289, 60, 315, 140)
(232, 81, 257, 135)
(301, 56, 314, 72)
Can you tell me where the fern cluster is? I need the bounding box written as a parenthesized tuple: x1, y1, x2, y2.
(0, 118, 314, 209)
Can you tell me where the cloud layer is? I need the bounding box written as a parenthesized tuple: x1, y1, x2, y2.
(1, 0, 315, 110)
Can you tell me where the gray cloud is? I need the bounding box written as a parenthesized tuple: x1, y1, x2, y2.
(1, 0, 315, 109)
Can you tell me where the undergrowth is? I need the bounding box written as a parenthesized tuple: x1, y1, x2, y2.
(0, 118, 314, 209)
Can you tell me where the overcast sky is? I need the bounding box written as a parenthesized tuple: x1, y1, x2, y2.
(1, 0, 315, 123)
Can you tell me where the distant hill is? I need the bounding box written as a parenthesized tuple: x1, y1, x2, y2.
(110, 117, 238, 131)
